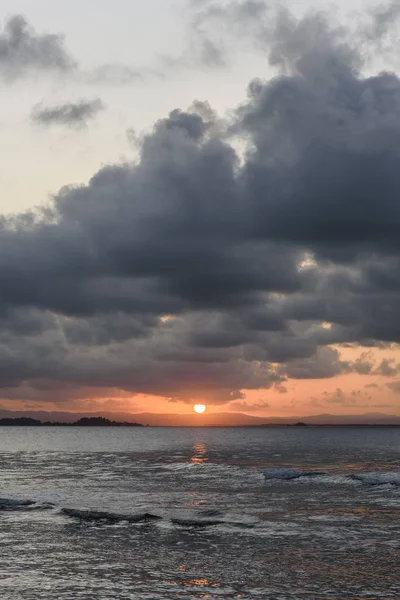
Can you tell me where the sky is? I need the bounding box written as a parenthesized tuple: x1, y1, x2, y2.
(1, 0, 400, 421)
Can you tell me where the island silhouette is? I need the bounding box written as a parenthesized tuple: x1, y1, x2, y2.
(0, 417, 143, 427)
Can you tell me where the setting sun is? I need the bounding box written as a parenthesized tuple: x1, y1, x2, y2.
(193, 404, 207, 414)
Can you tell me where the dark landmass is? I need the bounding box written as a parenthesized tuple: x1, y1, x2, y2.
(0, 417, 143, 427)
(0, 409, 399, 426)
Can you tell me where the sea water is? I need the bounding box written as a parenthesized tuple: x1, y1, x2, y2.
(0, 426, 398, 599)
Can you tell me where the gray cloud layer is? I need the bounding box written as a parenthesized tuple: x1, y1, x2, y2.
(2, 5, 400, 406)
(31, 99, 105, 127)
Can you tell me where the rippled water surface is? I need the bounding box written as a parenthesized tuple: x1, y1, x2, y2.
(0, 426, 399, 599)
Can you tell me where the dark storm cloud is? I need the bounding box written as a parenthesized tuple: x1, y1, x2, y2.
(0, 314, 282, 404)
(2, 5, 400, 405)
(0, 15, 75, 80)
(0, 380, 132, 405)
(31, 99, 105, 128)
(278, 348, 349, 380)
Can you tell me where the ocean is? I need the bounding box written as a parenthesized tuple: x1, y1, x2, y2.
(0, 426, 398, 599)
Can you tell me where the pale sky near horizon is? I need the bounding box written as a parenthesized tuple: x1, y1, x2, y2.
(1, 0, 400, 419)
(1, 0, 370, 215)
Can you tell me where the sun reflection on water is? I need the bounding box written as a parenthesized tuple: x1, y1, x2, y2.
(187, 491, 207, 507)
(191, 443, 208, 464)
(171, 577, 217, 588)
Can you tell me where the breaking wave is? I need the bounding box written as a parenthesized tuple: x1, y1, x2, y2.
(1, 468, 398, 524)
(263, 468, 400, 486)
(0, 497, 54, 510)
(171, 516, 255, 529)
(0, 494, 254, 527)
(61, 508, 162, 523)
(350, 472, 400, 487)
(263, 468, 327, 480)
(61, 507, 255, 528)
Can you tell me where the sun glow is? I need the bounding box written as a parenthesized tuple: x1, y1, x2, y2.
(193, 404, 207, 414)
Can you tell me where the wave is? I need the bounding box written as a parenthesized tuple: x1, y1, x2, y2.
(61, 507, 254, 529)
(170, 516, 226, 527)
(350, 472, 400, 487)
(0, 497, 54, 510)
(0, 494, 253, 528)
(263, 468, 400, 487)
(1, 468, 398, 523)
(170, 516, 254, 528)
(61, 508, 162, 523)
(0, 498, 35, 509)
(263, 468, 327, 480)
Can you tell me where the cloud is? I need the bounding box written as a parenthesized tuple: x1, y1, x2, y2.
(173, 0, 271, 69)
(386, 381, 400, 394)
(0, 14, 154, 86)
(322, 388, 351, 405)
(183, 0, 400, 71)
(84, 64, 145, 85)
(275, 383, 288, 394)
(0, 15, 76, 81)
(0, 380, 132, 405)
(31, 99, 105, 128)
(278, 347, 349, 380)
(2, 7, 400, 407)
(321, 387, 375, 407)
(374, 358, 400, 377)
(229, 399, 270, 412)
(365, 0, 400, 40)
(350, 352, 375, 375)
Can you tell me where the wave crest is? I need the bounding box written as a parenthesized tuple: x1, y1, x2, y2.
(61, 508, 162, 523)
(263, 468, 327, 480)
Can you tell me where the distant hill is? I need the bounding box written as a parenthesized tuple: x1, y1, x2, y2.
(0, 409, 399, 426)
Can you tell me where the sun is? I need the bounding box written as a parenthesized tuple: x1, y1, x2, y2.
(193, 404, 207, 414)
